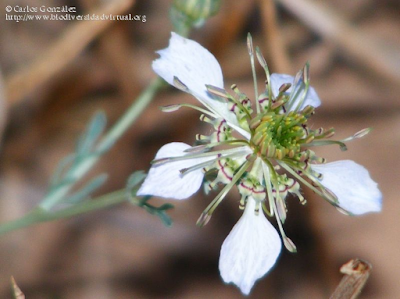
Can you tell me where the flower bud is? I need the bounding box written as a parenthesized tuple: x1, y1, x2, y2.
(170, 0, 221, 35)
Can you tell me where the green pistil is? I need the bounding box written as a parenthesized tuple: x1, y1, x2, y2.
(250, 111, 308, 160)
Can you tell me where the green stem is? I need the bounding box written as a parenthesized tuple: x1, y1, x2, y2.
(39, 78, 164, 210)
(0, 189, 130, 236)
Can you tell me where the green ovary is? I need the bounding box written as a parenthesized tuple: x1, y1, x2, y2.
(250, 111, 307, 160)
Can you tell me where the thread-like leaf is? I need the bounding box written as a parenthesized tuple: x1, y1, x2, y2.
(76, 111, 107, 157)
(65, 174, 108, 204)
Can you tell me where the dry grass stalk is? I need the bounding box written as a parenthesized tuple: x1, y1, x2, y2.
(258, 0, 292, 73)
(278, 0, 400, 84)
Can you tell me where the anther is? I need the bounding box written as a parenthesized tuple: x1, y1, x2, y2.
(279, 83, 292, 93)
(302, 62, 310, 83)
(246, 154, 257, 162)
(184, 145, 207, 153)
(200, 114, 212, 123)
(255, 47, 267, 68)
(283, 236, 297, 253)
(249, 116, 262, 130)
(196, 134, 208, 141)
(271, 99, 285, 110)
(160, 104, 181, 112)
(299, 105, 315, 117)
(323, 128, 335, 138)
(150, 157, 169, 165)
(196, 212, 211, 227)
(173, 76, 189, 92)
(206, 85, 230, 99)
(247, 33, 254, 56)
(239, 197, 246, 210)
(353, 128, 372, 139)
(321, 187, 339, 204)
(276, 149, 283, 160)
(303, 134, 315, 144)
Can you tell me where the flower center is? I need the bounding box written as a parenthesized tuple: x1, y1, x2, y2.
(249, 111, 309, 160)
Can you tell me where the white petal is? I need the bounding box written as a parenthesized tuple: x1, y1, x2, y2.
(153, 33, 223, 98)
(270, 73, 321, 110)
(137, 142, 212, 200)
(312, 160, 382, 215)
(153, 32, 250, 140)
(219, 197, 281, 295)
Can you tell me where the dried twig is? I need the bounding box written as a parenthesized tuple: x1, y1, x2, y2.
(258, 0, 292, 73)
(10, 276, 25, 299)
(278, 0, 400, 84)
(330, 259, 372, 299)
(0, 70, 6, 144)
(5, 0, 135, 106)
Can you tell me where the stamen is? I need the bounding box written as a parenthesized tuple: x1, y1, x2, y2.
(279, 160, 339, 206)
(249, 114, 262, 130)
(206, 84, 230, 99)
(197, 158, 254, 227)
(230, 84, 252, 120)
(306, 140, 347, 151)
(311, 128, 335, 142)
(320, 186, 339, 204)
(299, 105, 315, 118)
(293, 63, 310, 112)
(196, 134, 209, 141)
(159, 104, 181, 112)
(184, 144, 208, 153)
(279, 83, 292, 93)
(353, 127, 372, 139)
(160, 103, 217, 118)
(261, 201, 273, 217)
(173, 76, 189, 92)
(261, 160, 276, 218)
(271, 193, 297, 253)
(276, 196, 287, 223)
(247, 33, 260, 113)
(257, 92, 270, 112)
(197, 212, 212, 227)
(285, 67, 304, 113)
(151, 146, 250, 165)
(283, 236, 297, 253)
(179, 159, 215, 176)
(183, 140, 250, 153)
(255, 47, 273, 109)
(271, 100, 286, 111)
(269, 168, 288, 224)
(340, 128, 372, 142)
(336, 206, 352, 216)
(239, 196, 246, 210)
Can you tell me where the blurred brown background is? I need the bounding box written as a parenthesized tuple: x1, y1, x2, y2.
(0, 0, 399, 298)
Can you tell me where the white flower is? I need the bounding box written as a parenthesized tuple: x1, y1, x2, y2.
(138, 32, 382, 295)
